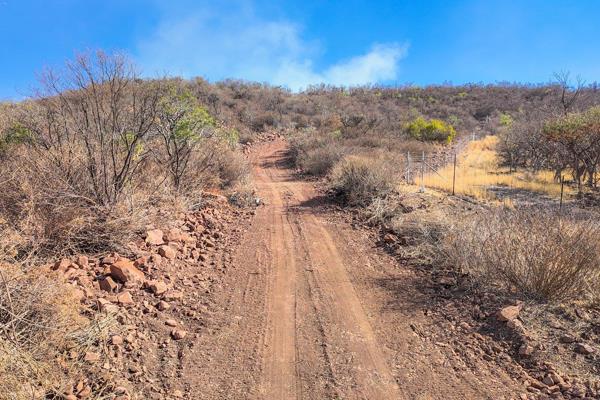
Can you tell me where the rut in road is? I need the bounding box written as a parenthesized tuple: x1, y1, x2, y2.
(243, 140, 399, 399)
(183, 139, 521, 400)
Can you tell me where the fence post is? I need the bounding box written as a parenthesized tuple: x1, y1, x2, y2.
(407, 151, 411, 184)
(452, 152, 457, 196)
(420, 151, 425, 192)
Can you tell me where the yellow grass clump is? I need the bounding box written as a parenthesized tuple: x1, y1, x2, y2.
(419, 135, 573, 200)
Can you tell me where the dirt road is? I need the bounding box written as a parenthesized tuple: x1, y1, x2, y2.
(183, 139, 521, 399)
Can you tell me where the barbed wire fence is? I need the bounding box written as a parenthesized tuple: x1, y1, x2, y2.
(399, 132, 520, 205)
(399, 133, 570, 212)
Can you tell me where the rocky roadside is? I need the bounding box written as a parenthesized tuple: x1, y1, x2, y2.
(357, 192, 600, 400)
(47, 196, 255, 400)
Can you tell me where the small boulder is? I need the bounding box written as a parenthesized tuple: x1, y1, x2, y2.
(110, 259, 145, 284)
(559, 334, 577, 343)
(53, 258, 72, 272)
(148, 280, 168, 295)
(171, 329, 187, 340)
(116, 291, 134, 305)
(158, 245, 177, 260)
(497, 305, 521, 322)
(156, 300, 170, 311)
(98, 276, 118, 293)
(76, 255, 89, 268)
(164, 228, 184, 243)
(145, 229, 164, 246)
(134, 256, 149, 268)
(518, 343, 534, 357)
(165, 319, 177, 327)
(574, 343, 595, 355)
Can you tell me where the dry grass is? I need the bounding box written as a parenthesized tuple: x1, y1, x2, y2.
(0, 262, 115, 399)
(445, 208, 600, 302)
(420, 136, 574, 200)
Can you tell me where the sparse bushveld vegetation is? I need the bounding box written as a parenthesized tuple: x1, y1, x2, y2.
(0, 52, 248, 256)
(3, 47, 600, 399)
(445, 209, 600, 302)
(0, 52, 251, 399)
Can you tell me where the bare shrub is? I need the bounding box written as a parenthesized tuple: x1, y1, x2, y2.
(445, 209, 600, 301)
(0, 149, 144, 255)
(329, 155, 398, 206)
(298, 145, 344, 176)
(289, 130, 346, 176)
(215, 144, 250, 188)
(30, 51, 161, 206)
(0, 263, 107, 399)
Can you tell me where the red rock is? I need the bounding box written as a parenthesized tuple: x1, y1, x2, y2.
(111, 335, 124, 345)
(116, 291, 134, 305)
(53, 258, 72, 272)
(145, 229, 164, 245)
(165, 319, 177, 327)
(164, 228, 184, 242)
(110, 259, 145, 284)
(164, 290, 183, 301)
(171, 329, 187, 340)
(101, 254, 119, 265)
(158, 245, 177, 260)
(98, 276, 118, 293)
(497, 305, 521, 322)
(76, 255, 89, 268)
(148, 280, 168, 295)
(134, 256, 149, 268)
(151, 253, 162, 265)
(574, 343, 595, 355)
(83, 351, 100, 363)
(156, 300, 170, 311)
(519, 343, 534, 357)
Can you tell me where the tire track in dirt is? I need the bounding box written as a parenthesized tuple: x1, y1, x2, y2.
(257, 169, 299, 399)
(184, 138, 522, 399)
(253, 141, 402, 399)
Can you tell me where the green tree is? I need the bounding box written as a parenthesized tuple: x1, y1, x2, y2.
(543, 106, 600, 191)
(405, 117, 456, 144)
(156, 85, 216, 191)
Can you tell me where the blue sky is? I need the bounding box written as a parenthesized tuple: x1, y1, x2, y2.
(1, 0, 599, 99)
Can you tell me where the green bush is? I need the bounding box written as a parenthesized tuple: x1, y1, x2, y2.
(405, 117, 456, 144)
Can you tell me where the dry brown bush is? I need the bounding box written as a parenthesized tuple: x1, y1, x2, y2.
(0, 262, 114, 399)
(215, 144, 250, 188)
(0, 148, 147, 256)
(329, 155, 399, 206)
(0, 54, 250, 257)
(289, 130, 346, 176)
(445, 208, 600, 301)
(298, 145, 344, 176)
